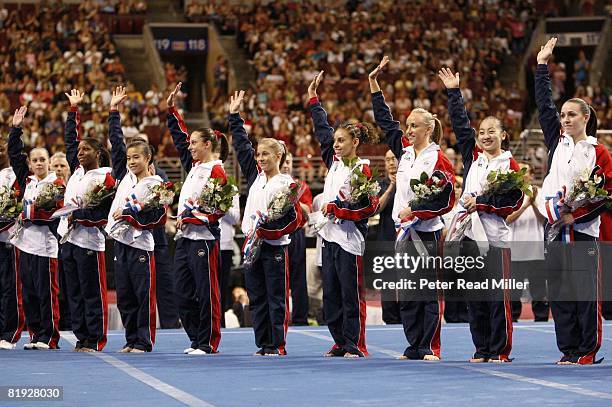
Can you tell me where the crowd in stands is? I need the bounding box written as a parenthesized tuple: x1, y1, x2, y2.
(0, 1, 152, 153)
(0, 0, 609, 184)
(192, 0, 539, 180)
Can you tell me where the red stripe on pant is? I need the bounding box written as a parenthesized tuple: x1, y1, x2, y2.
(278, 247, 290, 355)
(499, 248, 513, 360)
(208, 241, 222, 352)
(429, 237, 445, 358)
(9, 246, 25, 343)
(148, 253, 157, 347)
(578, 251, 603, 365)
(15, 250, 34, 342)
(429, 298, 444, 358)
(356, 256, 368, 356)
(95, 251, 109, 351)
(48, 258, 61, 349)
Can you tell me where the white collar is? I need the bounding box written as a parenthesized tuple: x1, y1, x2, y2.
(193, 159, 223, 170)
(477, 150, 512, 163)
(28, 171, 57, 183)
(404, 142, 440, 155)
(561, 133, 598, 146)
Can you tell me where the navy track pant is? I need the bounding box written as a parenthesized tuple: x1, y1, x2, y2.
(321, 240, 367, 356)
(61, 242, 108, 351)
(398, 230, 444, 359)
(18, 251, 60, 348)
(114, 242, 156, 352)
(0, 244, 24, 343)
(245, 242, 290, 354)
(546, 229, 602, 364)
(462, 239, 513, 360)
(288, 228, 308, 325)
(175, 238, 222, 353)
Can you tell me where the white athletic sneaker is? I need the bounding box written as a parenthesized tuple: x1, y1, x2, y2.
(183, 347, 195, 354)
(0, 340, 16, 350)
(33, 342, 50, 350)
(187, 349, 209, 356)
(23, 342, 36, 350)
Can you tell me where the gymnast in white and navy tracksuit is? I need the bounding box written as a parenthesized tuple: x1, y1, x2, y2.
(228, 93, 303, 356)
(370, 67, 455, 360)
(168, 104, 229, 355)
(58, 100, 113, 352)
(0, 149, 25, 349)
(8, 115, 65, 350)
(535, 38, 612, 365)
(442, 68, 523, 363)
(308, 75, 379, 358)
(105, 110, 166, 353)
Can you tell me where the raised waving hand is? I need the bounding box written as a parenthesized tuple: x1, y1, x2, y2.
(64, 89, 84, 107)
(229, 90, 245, 114)
(110, 86, 127, 110)
(307, 71, 324, 99)
(166, 82, 182, 107)
(437, 67, 460, 89)
(537, 37, 558, 65)
(368, 56, 389, 93)
(12, 106, 27, 127)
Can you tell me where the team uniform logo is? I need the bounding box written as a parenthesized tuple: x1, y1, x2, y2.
(138, 255, 147, 263)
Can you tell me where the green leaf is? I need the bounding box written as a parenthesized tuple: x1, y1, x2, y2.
(420, 172, 428, 183)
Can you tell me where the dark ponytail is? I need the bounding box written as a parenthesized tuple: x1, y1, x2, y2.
(587, 105, 598, 139)
(192, 128, 229, 162)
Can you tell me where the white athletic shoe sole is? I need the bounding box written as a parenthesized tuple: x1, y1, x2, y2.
(33, 342, 50, 350)
(0, 340, 16, 350)
(23, 342, 36, 350)
(183, 347, 195, 354)
(187, 349, 209, 356)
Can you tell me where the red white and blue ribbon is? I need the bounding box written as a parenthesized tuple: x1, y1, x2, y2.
(23, 199, 34, 220)
(545, 187, 573, 243)
(395, 217, 429, 256)
(242, 210, 267, 265)
(125, 193, 143, 213)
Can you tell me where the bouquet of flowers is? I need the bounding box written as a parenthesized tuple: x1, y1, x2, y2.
(396, 170, 451, 246)
(11, 180, 65, 241)
(56, 173, 117, 244)
(109, 181, 181, 240)
(83, 173, 117, 208)
(481, 167, 532, 198)
(32, 181, 65, 212)
(0, 186, 22, 224)
(311, 158, 379, 233)
(145, 181, 180, 209)
(341, 157, 381, 204)
(410, 170, 450, 208)
(198, 176, 239, 215)
(243, 182, 304, 266)
(546, 166, 610, 242)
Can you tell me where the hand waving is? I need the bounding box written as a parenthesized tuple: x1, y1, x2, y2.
(110, 86, 127, 110)
(166, 82, 182, 107)
(229, 90, 245, 114)
(368, 56, 389, 81)
(537, 37, 557, 65)
(437, 67, 460, 89)
(12, 106, 27, 127)
(64, 89, 84, 107)
(307, 71, 324, 98)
